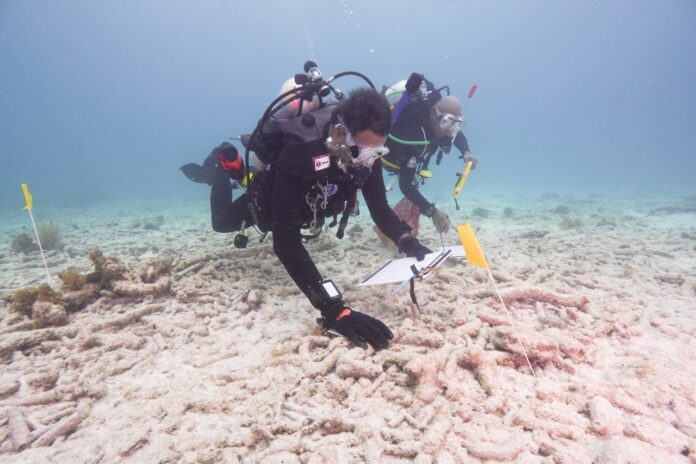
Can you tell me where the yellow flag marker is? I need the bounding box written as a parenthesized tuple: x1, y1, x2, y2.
(457, 223, 536, 377)
(22, 183, 33, 210)
(20, 184, 52, 284)
(457, 223, 488, 269)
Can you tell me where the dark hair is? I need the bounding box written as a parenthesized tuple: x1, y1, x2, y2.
(336, 88, 391, 136)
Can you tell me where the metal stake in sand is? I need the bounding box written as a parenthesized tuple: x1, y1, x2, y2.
(21, 184, 51, 284)
(457, 223, 537, 378)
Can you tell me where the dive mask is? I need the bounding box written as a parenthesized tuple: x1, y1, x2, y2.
(327, 123, 389, 172)
(345, 130, 389, 168)
(435, 107, 464, 137)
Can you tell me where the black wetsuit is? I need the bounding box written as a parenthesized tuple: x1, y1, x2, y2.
(210, 105, 410, 316)
(209, 165, 253, 233)
(383, 102, 470, 214)
(182, 142, 253, 233)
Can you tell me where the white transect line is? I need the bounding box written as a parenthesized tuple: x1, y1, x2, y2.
(486, 267, 537, 378)
(27, 208, 51, 284)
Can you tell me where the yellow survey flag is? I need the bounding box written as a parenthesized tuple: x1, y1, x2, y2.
(457, 223, 488, 269)
(21, 184, 33, 210)
(453, 160, 473, 197)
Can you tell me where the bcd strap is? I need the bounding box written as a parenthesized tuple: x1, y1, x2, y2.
(390, 92, 410, 127)
(336, 191, 357, 239)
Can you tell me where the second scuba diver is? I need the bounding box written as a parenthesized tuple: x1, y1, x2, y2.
(382, 72, 478, 236)
(180, 142, 253, 236)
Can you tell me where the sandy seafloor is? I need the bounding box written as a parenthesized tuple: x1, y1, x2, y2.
(0, 192, 695, 463)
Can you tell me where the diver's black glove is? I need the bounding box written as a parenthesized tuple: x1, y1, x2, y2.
(398, 234, 432, 261)
(321, 306, 393, 350)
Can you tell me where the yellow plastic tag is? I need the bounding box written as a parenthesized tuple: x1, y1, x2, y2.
(242, 171, 254, 187)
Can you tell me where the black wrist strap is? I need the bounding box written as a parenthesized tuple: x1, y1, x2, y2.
(320, 301, 345, 324)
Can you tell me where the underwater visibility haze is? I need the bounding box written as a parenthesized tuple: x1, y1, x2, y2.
(1, 1, 696, 463)
(1, 0, 695, 211)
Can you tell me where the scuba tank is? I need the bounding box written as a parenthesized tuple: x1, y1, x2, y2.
(383, 79, 407, 109)
(382, 74, 453, 188)
(244, 61, 377, 240)
(385, 73, 449, 125)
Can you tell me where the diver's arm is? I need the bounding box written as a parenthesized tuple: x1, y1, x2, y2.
(271, 170, 394, 350)
(387, 113, 435, 212)
(272, 223, 327, 307)
(269, 170, 337, 314)
(453, 131, 478, 170)
(362, 159, 412, 244)
(453, 131, 471, 155)
(398, 162, 435, 214)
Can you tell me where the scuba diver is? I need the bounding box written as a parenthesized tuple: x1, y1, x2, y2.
(180, 141, 253, 238)
(381, 72, 478, 236)
(187, 62, 432, 351)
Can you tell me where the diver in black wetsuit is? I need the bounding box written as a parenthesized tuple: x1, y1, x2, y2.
(184, 86, 431, 351)
(383, 73, 478, 234)
(180, 142, 253, 233)
(257, 88, 433, 351)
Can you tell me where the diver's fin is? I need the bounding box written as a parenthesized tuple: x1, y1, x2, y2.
(180, 163, 211, 185)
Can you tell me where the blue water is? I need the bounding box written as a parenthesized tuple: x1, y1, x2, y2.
(1, 0, 695, 215)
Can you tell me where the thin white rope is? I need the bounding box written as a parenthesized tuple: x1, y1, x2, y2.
(27, 209, 52, 285)
(487, 267, 537, 378)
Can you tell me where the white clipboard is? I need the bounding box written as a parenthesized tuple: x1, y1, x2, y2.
(359, 246, 466, 286)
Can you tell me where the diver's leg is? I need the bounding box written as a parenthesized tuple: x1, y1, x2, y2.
(210, 173, 253, 232)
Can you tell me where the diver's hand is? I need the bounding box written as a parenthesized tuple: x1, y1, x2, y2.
(463, 151, 478, 169)
(398, 234, 432, 261)
(431, 208, 451, 233)
(322, 307, 393, 350)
